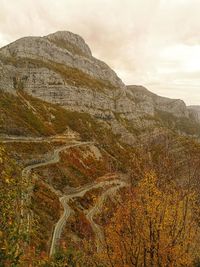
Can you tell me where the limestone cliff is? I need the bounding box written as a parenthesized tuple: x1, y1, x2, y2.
(0, 31, 198, 140)
(126, 85, 189, 118)
(187, 106, 200, 122)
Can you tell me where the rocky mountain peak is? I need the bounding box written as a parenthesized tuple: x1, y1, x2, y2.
(0, 31, 125, 97)
(45, 31, 92, 58)
(0, 30, 197, 133)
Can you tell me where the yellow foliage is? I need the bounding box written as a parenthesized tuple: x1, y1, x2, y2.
(99, 172, 200, 267)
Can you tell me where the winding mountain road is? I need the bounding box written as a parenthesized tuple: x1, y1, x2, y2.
(49, 178, 128, 256)
(0, 134, 75, 144)
(20, 141, 94, 237)
(2, 137, 94, 246)
(22, 141, 94, 178)
(2, 136, 128, 256)
(86, 179, 128, 252)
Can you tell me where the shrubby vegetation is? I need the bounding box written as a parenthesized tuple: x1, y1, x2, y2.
(1, 134, 200, 266)
(0, 146, 25, 266)
(1, 92, 200, 266)
(29, 135, 200, 267)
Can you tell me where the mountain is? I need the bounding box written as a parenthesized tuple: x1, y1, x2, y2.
(0, 31, 189, 119)
(0, 31, 200, 143)
(1, 31, 200, 266)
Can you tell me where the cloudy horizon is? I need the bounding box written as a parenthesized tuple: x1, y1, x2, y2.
(1, 0, 200, 105)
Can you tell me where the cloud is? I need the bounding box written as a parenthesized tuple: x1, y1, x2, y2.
(0, 0, 199, 104)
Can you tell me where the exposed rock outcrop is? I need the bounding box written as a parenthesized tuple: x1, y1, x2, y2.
(0, 30, 197, 142)
(187, 106, 200, 122)
(126, 85, 189, 118)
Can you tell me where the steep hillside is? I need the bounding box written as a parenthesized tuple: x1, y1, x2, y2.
(0, 91, 136, 262)
(1, 31, 200, 266)
(0, 147, 23, 266)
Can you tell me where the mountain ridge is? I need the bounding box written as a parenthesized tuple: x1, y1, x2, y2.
(1, 31, 200, 266)
(0, 31, 199, 142)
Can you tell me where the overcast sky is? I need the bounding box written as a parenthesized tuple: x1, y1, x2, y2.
(0, 0, 200, 105)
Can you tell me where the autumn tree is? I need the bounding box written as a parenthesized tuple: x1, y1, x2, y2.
(97, 135, 200, 267)
(101, 171, 200, 267)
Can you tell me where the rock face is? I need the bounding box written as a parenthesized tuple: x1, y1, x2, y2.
(0, 31, 192, 132)
(126, 85, 189, 118)
(0, 31, 125, 117)
(0, 31, 124, 91)
(187, 106, 200, 122)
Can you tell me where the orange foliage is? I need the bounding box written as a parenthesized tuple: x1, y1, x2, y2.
(99, 172, 200, 267)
